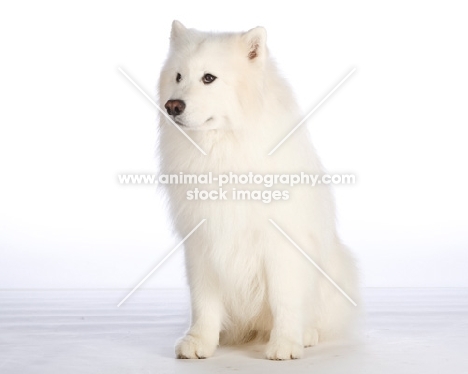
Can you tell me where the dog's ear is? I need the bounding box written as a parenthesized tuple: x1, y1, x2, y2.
(242, 27, 267, 61)
(170, 20, 187, 43)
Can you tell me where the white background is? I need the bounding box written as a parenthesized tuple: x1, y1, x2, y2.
(0, 0, 467, 289)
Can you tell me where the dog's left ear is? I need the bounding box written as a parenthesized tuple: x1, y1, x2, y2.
(170, 20, 187, 43)
(242, 27, 267, 61)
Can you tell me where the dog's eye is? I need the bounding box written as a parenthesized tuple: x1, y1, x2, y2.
(202, 73, 217, 84)
(176, 73, 182, 83)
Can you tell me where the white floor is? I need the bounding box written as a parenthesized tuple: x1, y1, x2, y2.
(0, 288, 467, 373)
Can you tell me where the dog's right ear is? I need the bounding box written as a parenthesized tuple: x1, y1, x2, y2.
(170, 20, 187, 43)
(242, 26, 267, 62)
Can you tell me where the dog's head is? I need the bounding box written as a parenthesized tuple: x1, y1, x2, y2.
(159, 21, 268, 131)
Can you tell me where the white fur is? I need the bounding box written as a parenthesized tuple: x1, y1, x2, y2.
(158, 21, 360, 360)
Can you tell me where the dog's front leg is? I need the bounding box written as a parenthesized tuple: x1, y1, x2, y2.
(264, 247, 306, 360)
(175, 253, 222, 359)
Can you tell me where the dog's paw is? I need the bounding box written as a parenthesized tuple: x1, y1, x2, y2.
(175, 334, 216, 359)
(265, 336, 303, 360)
(303, 328, 319, 347)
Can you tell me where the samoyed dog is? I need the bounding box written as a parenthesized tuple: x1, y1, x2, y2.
(158, 21, 359, 360)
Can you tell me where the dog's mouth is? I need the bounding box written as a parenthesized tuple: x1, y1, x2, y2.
(174, 120, 187, 127)
(174, 117, 213, 130)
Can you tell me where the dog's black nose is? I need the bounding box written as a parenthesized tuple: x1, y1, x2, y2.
(165, 100, 186, 116)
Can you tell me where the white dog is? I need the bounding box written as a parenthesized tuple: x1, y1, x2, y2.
(158, 21, 359, 360)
